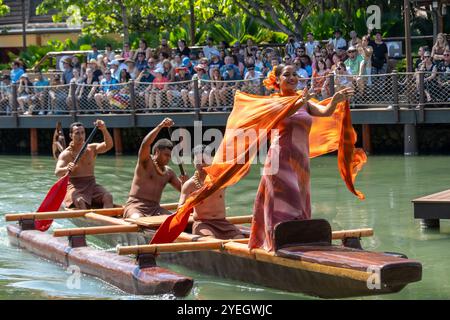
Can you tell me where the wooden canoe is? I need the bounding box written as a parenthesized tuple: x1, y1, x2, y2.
(6, 222, 193, 297)
(63, 209, 422, 299)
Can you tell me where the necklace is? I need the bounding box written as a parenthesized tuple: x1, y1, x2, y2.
(152, 156, 166, 176)
(193, 171, 204, 189)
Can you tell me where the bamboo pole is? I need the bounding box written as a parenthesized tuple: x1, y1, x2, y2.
(4, 202, 178, 222)
(117, 238, 249, 255)
(54, 224, 140, 237)
(331, 228, 373, 240)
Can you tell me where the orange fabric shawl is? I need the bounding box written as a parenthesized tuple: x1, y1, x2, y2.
(150, 91, 366, 244)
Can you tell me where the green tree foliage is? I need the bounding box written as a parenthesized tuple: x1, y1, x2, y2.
(0, 0, 10, 16)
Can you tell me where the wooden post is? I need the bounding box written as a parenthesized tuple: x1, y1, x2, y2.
(404, 0, 413, 72)
(128, 80, 136, 126)
(30, 128, 38, 156)
(113, 128, 123, 156)
(193, 78, 201, 120)
(362, 124, 372, 155)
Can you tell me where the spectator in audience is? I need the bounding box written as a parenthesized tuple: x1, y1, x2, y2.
(285, 36, 301, 57)
(156, 52, 170, 69)
(329, 29, 347, 51)
(357, 35, 374, 85)
(10, 61, 24, 84)
(283, 54, 293, 65)
(312, 59, 330, 99)
(78, 67, 98, 113)
(242, 64, 262, 94)
(104, 43, 115, 62)
(171, 54, 183, 68)
(431, 33, 449, 64)
(87, 59, 103, 83)
(418, 51, 438, 102)
(95, 69, 119, 112)
(255, 50, 266, 74)
(219, 64, 240, 110)
(167, 67, 191, 108)
(231, 41, 244, 63)
(189, 64, 210, 109)
(220, 56, 240, 77)
(332, 62, 353, 92)
(299, 55, 313, 77)
(219, 50, 227, 63)
(344, 46, 364, 76)
(219, 41, 230, 51)
(437, 49, 450, 101)
(125, 59, 139, 80)
(269, 56, 280, 71)
(209, 54, 224, 77)
(415, 46, 428, 71)
(156, 38, 172, 57)
(209, 67, 224, 111)
(72, 56, 82, 70)
(305, 33, 319, 58)
(108, 60, 121, 80)
(244, 39, 255, 58)
(87, 44, 100, 61)
(109, 69, 131, 111)
(162, 59, 175, 81)
(66, 68, 83, 111)
(96, 54, 106, 72)
(136, 67, 155, 105)
(176, 39, 191, 58)
(330, 52, 341, 71)
(203, 37, 220, 60)
(122, 42, 134, 60)
(48, 74, 65, 114)
(135, 52, 148, 72)
(293, 57, 309, 90)
(349, 30, 361, 47)
(369, 30, 388, 74)
(133, 39, 152, 60)
(182, 56, 194, 75)
(17, 74, 34, 115)
(0, 75, 12, 114)
(231, 54, 245, 77)
(146, 68, 169, 110)
(326, 42, 335, 58)
(113, 54, 128, 74)
(61, 57, 74, 84)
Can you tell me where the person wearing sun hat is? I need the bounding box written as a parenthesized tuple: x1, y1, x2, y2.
(88, 58, 103, 82)
(144, 67, 169, 109)
(167, 66, 191, 108)
(125, 58, 138, 79)
(188, 64, 210, 109)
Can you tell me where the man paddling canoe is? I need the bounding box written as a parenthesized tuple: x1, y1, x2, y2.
(178, 145, 246, 240)
(123, 118, 188, 219)
(55, 120, 114, 209)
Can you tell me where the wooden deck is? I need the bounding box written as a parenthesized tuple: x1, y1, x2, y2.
(412, 189, 450, 227)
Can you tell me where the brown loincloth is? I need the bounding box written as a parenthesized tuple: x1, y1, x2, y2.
(64, 176, 111, 209)
(192, 218, 246, 240)
(123, 196, 172, 219)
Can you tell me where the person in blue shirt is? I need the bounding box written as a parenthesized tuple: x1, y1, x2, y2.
(220, 64, 242, 110)
(87, 44, 100, 62)
(10, 61, 24, 84)
(32, 72, 50, 115)
(94, 69, 119, 112)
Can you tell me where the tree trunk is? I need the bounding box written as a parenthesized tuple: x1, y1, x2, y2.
(189, 0, 196, 46)
(120, 1, 129, 45)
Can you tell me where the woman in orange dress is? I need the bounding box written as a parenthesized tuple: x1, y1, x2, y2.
(248, 64, 354, 251)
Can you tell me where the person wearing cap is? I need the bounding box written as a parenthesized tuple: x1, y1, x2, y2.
(17, 74, 34, 115)
(344, 46, 364, 76)
(87, 44, 99, 62)
(187, 64, 210, 109)
(167, 66, 191, 108)
(125, 58, 138, 79)
(181, 56, 194, 75)
(10, 61, 24, 84)
(108, 60, 121, 80)
(219, 64, 241, 110)
(94, 69, 120, 112)
(203, 36, 220, 60)
(0, 74, 12, 114)
(329, 29, 347, 51)
(144, 67, 169, 109)
(219, 56, 240, 78)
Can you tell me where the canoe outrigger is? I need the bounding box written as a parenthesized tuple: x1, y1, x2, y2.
(5, 205, 422, 299)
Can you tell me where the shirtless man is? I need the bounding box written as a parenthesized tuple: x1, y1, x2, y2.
(123, 118, 188, 219)
(55, 120, 114, 209)
(179, 144, 246, 239)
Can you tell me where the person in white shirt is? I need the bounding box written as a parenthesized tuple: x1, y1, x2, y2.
(305, 33, 320, 59)
(293, 57, 309, 90)
(203, 37, 220, 60)
(329, 29, 347, 51)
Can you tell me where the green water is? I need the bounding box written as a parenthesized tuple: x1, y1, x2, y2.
(1, 155, 450, 300)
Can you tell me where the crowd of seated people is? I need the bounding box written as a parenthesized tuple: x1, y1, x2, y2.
(0, 31, 449, 115)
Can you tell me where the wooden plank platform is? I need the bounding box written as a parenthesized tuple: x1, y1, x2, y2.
(412, 189, 450, 224)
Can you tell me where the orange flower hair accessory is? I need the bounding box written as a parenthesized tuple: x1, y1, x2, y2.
(263, 66, 279, 90)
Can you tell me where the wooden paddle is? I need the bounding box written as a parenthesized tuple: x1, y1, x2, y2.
(167, 127, 187, 176)
(33, 126, 98, 231)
